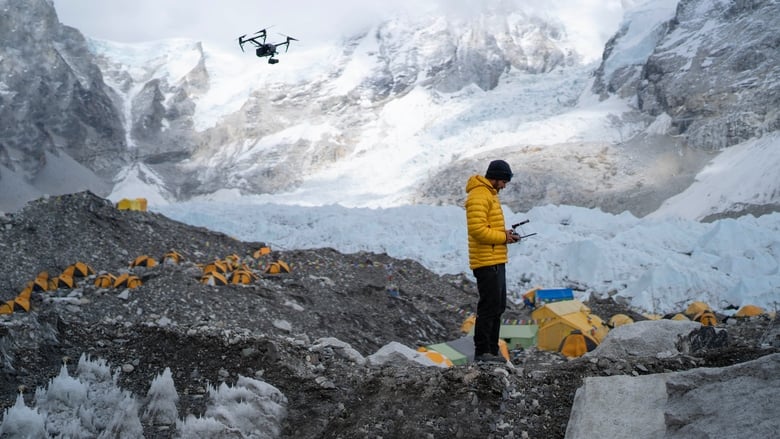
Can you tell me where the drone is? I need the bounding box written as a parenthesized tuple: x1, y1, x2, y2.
(238, 29, 298, 64)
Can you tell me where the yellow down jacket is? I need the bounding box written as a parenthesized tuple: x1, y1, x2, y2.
(465, 174, 508, 270)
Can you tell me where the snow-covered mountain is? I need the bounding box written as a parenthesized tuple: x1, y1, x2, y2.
(1, 0, 779, 219)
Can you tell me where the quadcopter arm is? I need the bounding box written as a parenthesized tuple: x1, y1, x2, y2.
(276, 35, 298, 52)
(238, 29, 268, 51)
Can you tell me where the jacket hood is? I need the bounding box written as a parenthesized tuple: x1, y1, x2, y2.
(466, 174, 496, 194)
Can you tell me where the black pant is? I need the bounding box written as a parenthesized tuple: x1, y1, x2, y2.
(473, 264, 507, 356)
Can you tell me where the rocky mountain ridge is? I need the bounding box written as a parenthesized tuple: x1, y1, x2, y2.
(593, 0, 780, 150)
(1, 0, 778, 219)
(0, 0, 127, 181)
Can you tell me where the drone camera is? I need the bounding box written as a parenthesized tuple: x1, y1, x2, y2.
(238, 28, 297, 65)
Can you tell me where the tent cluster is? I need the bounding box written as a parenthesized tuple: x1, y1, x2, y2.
(1, 262, 96, 315)
(419, 289, 612, 364)
(660, 300, 771, 325)
(91, 252, 185, 291)
(420, 288, 775, 366)
(197, 247, 290, 286)
(2, 245, 293, 316)
(254, 246, 291, 275)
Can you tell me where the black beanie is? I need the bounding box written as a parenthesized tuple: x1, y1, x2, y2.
(485, 160, 513, 181)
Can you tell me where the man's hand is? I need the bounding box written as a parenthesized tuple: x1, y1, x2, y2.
(505, 229, 520, 244)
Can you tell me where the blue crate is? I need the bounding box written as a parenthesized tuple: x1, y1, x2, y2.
(535, 288, 573, 306)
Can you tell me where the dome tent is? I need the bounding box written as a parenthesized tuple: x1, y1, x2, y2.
(531, 300, 608, 353)
(62, 262, 95, 278)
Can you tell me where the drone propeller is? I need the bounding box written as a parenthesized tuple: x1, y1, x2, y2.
(276, 33, 299, 52)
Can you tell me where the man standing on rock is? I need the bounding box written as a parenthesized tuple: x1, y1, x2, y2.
(465, 160, 519, 363)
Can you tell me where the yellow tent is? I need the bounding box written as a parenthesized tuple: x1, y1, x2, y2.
(95, 273, 116, 288)
(114, 273, 142, 289)
(203, 260, 229, 275)
(0, 299, 19, 315)
(685, 301, 711, 318)
(31, 272, 50, 292)
(201, 272, 228, 286)
(163, 250, 183, 265)
(608, 314, 634, 328)
(460, 314, 476, 334)
(671, 313, 690, 321)
(416, 348, 454, 368)
(223, 254, 241, 270)
(558, 330, 598, 359)
(1, 285, 34, 314)
(531, 300, 609, 352)
(735, 304, 765, 318)
(694, 310, 718, 326)
(130, 255, 158, 268)
(0, 301, 14, 315)
(253, 246, 272, 259)
(94, 273, 117, 288)
(230, 269, 258, 285)
(49, 274, 75, 289)
(116, 198, 148, 211)
(13, 288, 32, 312)
(63, 262, 95, 278)
(265, 260, 291, 274)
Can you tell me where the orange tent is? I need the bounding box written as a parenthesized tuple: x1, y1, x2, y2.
(114, 273, 142, 289)
(685, 301, 711, 318)
(94, 273, 117, 288)
(31, 272, 50, 292)
(460, 314, 476, 334)
(63, 262, 95, 278)
(163, 250, 183, 264)
(694, 310, 718, 326)
(230, 269, 258, 285)
(201, 272, 228, 286)
(416, 348, 454, 368)
(558, 330, 598, 358)
(130, 255, 157, 268)
(0, 300, 18, 315)
(735, 305, 765, 318)
(49, 275, 75, 289)
(203, 260, 229, 275)
(13, 288, 32, 312)
(608, 314, 634, 328)
(264, 260, 291, 274)
(253, 246, 272, 259)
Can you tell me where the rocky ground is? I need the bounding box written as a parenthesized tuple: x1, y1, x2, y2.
(0, 191, 777, 438)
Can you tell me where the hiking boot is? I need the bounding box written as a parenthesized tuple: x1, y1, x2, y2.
(474, 353, 505, 363)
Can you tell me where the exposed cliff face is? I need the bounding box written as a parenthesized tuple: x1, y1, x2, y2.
(0, 0, 126, 179)
(367, 12, 574, 95)
(175, 11, 579, 199)
(3, 1, 778, 219)
(0, 1, 586, 207)
(594, 0, 780, 150)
